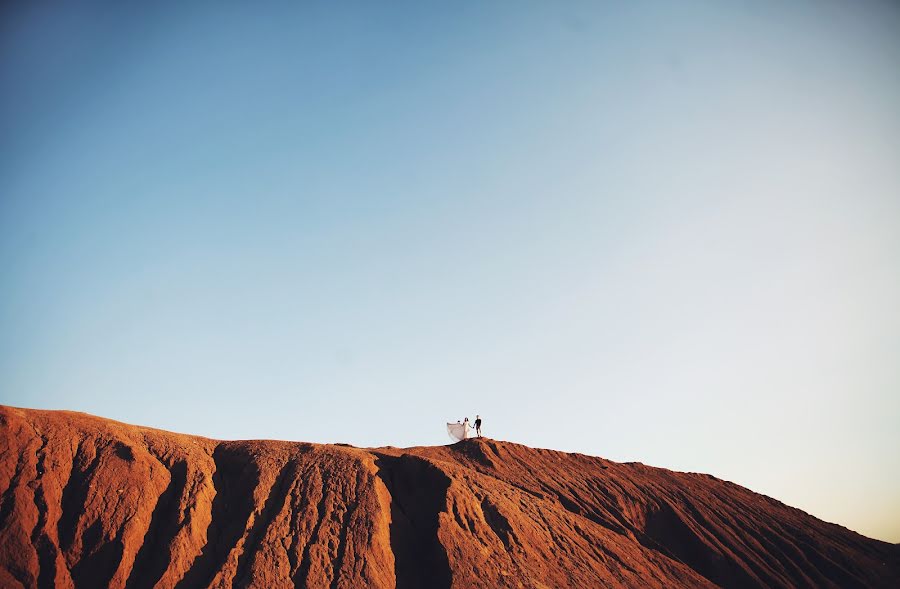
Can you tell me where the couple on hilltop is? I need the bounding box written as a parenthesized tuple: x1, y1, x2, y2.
(447, 415, 482, 442)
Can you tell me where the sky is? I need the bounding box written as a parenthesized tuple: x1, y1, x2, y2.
(2, 1, 899, 543)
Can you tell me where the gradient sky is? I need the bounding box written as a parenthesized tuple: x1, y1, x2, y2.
(2, 2, 899, 543)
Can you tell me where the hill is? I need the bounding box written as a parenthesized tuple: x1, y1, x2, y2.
(0, 405, 897, 588)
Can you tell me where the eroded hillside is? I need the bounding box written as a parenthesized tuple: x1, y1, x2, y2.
(1, 406, 897, 588)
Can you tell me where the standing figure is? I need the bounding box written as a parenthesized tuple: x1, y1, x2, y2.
(474, 415, 482, 437)
(463, 417, 470, 439)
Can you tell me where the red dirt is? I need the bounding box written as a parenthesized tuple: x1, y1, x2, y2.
(1, 405, 897, 588)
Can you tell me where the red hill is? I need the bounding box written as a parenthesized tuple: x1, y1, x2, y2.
(1, 406, 896, 588)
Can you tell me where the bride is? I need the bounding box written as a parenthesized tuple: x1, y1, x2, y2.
(446, 417, 472, 442)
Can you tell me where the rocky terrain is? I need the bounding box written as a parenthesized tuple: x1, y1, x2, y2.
(1, 405, 897, 588)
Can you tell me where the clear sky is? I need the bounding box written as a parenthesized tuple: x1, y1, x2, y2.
(2, 2, 899, 543)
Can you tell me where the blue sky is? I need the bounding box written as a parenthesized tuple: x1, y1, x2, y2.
(2, 2, 899, 542)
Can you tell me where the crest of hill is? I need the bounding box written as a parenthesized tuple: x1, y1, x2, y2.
(1, 405, 897, 588)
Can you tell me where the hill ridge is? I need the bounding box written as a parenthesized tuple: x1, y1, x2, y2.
(1, 405, 897, 588)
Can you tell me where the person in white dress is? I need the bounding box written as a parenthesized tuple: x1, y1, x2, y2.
(446, 417, 473, 442)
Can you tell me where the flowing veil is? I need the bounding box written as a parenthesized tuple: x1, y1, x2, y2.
(446, 422, 469, 442)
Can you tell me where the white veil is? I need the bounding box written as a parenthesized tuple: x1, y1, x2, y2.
(446, 422, 469, 442)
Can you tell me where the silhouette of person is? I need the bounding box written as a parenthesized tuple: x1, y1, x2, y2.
(475, 415, 482, 437)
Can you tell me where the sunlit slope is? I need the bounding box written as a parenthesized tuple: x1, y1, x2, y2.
(1, 406, 897, 588)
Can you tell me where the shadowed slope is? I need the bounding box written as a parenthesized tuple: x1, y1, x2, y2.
(0, 406, 897, 588)
(373, 453, 451, 589)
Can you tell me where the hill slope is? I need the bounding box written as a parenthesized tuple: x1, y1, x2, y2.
(0, 406, 896, 588)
